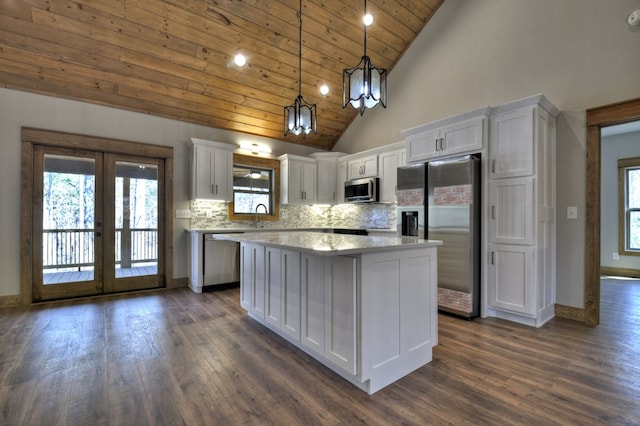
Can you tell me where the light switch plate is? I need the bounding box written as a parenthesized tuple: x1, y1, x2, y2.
(175, 209, 192, 219)
(567, 206, 578, 220)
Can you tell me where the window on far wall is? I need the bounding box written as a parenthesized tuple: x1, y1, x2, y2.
(618, 157, 640, 255)
(228, 154, 279, 222)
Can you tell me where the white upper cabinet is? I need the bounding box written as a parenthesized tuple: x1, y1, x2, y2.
(311, 152, 345, 204)
(489, 107, 535, 179)
(347, 154, 378, 180)
(279, 154, 317, 204)
(190, 138, 233, 201)
(377, 144, 405, 203)
(402, 107, 489, 163)
(336, 160, 348, 204)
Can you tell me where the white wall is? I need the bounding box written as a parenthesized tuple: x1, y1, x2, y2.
(0, 88, 320, 296)
(333, 0, 640, 309)
(601, 130, 640, 269)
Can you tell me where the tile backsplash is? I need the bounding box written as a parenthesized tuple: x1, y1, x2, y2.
(190, 200, 397, 230)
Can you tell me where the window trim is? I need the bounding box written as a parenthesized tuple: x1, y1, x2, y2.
(228, 153, 280, 222)
(618, 156, 640, 256)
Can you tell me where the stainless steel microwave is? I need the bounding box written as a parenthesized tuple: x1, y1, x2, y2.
(344, 177, 379, 203)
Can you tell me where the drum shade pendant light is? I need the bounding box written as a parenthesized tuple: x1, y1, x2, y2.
(342, 0, 387, 115)
(284, 0, 317, 136)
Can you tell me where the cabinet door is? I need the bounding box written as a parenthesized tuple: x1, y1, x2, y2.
(336, 161, 347, 203)
(300, 254, 325, 355)
(378, 150, 399, 203)
(249, 244, 266, 319)
(283, 159, 316, 204)
(324, 256, 356, 374)
(316, 158, 337, 203)
(361, 155, 378, 177)
(301, 161, 317, 202)
(240, 243, 252, 311)
(489, 177, 534, 245)
(347, 159, 363, 180)
(488, 244, 534, 315)
(265, 247, 282, 329)
(490, 107, 534, 179)
(281, 250, 301, 340)
(440, 116, 484, 157)
(406, 127, 440, 163)
(287, 160, 304, 203)
(212, 148, 232, 201)
(192, 144, 214, 199)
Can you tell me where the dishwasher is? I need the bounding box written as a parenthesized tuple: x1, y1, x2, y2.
(203, 233, 241, 289)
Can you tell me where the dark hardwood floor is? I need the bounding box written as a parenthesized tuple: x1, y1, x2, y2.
(0, 279, 638, 425)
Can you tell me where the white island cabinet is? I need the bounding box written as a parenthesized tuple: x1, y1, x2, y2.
(216, 231, 441, 394)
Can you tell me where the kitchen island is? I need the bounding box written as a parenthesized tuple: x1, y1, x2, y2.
(214, 231, 442, 394)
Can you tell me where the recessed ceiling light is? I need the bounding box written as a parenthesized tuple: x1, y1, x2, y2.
(234, 53, 247, 67)
(320, 84, 330, 96)
(363, 13, 374, 27)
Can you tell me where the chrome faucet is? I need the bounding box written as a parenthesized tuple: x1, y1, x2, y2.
(254, 203, 268, 227)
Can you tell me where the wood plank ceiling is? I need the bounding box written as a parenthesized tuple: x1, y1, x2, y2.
(0, 0, 444, 150)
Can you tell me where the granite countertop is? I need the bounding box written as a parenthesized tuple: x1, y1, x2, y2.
(212, 231, 442, 256)
(188, 227, 331, 233)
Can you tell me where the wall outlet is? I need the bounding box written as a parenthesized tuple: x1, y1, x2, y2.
(175, 209, 192, 219)
(567, 206, 578, 220)
(613, 252, 620, 260)
(281, 210, 288, 219)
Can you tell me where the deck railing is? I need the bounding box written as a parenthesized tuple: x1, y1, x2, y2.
(42, 228, 158, 271)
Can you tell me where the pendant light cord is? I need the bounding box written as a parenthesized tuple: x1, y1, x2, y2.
(297, 0, 302, 98)
(363, 0, 367, 57)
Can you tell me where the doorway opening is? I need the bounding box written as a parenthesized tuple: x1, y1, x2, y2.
(21, 128, 173, 303)
(585, 97, 640, 325)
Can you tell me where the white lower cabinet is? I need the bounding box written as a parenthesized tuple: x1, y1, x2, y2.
(488, 244, 534, 315)
(301, 254, 356, 374)
(240, 243, 265, 319)
(265, 247, 282, 329)
(239, 242, 438, 394)
(263, 247, 302, 341)
(323, 256, 356, 374)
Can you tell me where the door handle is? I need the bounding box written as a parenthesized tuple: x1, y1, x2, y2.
(491, 251, 495, 265)
(491, 205, 496, 219)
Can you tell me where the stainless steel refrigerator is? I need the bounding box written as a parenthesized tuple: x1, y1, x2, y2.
(427, 155, 481, 318)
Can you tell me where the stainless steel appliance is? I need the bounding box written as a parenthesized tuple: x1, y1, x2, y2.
(344, 177, 379, 203)
(203, 233, 241, 288)
(396, 163, 425, 238)
(397, 155, 481, 318)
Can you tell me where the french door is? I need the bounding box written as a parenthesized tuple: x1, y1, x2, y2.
(32, 146, 165, 301)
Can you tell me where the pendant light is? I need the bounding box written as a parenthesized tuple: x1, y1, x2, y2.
(342, 0, 387, 115)
(284, 0, 317, 136)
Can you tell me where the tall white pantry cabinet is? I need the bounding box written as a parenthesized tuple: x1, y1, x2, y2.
(486, 95, 559, 327)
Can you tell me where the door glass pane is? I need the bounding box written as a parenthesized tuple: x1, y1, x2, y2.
(115, 161, 158, 278)
(43, 155, 96, 284)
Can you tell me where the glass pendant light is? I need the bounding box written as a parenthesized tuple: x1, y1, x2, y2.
(342, 0, 387, 116)
(284, 0, 317, 136)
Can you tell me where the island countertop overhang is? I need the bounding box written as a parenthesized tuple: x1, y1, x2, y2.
(212, 231, 442, 256)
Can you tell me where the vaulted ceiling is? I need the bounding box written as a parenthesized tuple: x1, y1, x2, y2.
(0, 0, 444, 150)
